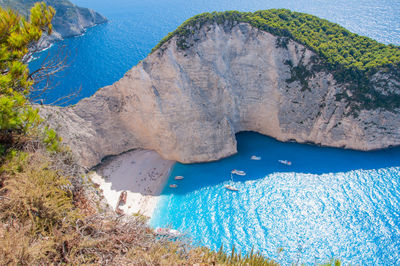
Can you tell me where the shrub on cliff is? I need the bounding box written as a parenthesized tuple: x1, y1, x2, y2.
(152, 9, 400, 112)
(0, 4, 279, 264)
(152, 9, 400, 71)
(0, 5, 340, 264)
(0, 3, 54, 150)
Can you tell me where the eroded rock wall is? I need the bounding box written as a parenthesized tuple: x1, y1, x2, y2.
(40, 23, 400, 168)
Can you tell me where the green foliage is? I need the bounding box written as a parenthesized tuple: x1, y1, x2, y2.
(0, 93, 36, 130)
(152, 9, 400, 71)
(43, 126, 61, 152)
(0, 3, 54, 94)
(0, 3, 54, 144)
(204, 246, 278, 265)
(152, 9, 400, 113)
(0, 6, 348, 264)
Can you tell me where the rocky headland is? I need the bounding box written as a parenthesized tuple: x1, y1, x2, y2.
(40, 10, 400, 169)
(0, 0, 107, 49)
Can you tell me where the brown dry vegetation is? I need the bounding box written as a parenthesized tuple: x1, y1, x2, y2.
(0, 136, 281, 265)
(0, 3, 279, 264)
(0, 3, 342, 265)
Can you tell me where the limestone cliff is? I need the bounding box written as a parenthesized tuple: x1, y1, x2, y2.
(40, 21, 400, 168)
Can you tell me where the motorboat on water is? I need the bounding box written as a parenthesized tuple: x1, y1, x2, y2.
(174, 176, 184, 180)
(251, 155, 261, 160)
(231, 169, 246, 176)
(154, 227, 181, 238)
(278, 160, 292, 166)
(225, 173, 239, 191)
(169, 184, 178, 188)
(225, 185, 239, 191)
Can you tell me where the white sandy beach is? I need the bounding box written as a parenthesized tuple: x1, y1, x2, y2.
(90, 149, 174, 217)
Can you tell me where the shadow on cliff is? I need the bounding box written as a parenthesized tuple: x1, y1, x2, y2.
(160, 132, 400, 195)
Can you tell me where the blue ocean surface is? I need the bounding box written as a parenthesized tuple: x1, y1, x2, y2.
(151, 132, 400, 264)
(29, 0, 400, 264)
(29, 0, 400, 104)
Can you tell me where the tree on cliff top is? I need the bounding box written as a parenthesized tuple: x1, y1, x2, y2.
(153, 9, 400, 70)
(0, 5, 338, 264)
(0, 2, 54, 147)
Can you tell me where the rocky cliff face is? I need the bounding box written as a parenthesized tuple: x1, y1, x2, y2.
(0, 0, 107, 49)
(40, 22, 400, 168)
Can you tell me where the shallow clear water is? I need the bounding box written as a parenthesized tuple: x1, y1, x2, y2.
(151, 132, 400, 264)
(29, 0, 400, 105)
(29, 0, 400, 263)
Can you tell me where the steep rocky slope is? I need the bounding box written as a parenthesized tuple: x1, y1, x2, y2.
(41, 18, 400, 168)
(0, 0, 107, 48)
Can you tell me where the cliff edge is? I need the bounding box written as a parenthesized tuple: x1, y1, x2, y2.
(40, 10, 400, 168)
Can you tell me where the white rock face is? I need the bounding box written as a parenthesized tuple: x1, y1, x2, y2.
(40, 22, 400, 168)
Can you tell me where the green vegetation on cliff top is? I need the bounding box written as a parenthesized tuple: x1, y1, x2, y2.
(152, 9, 400, 71)
(0, 4, 338, 264)
(0, 4, 279, 264)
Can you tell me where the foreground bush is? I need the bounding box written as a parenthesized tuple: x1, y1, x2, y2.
(0, 4, 342, 265)
(0, 147, 280, 265)
(0, 3, 280, 265)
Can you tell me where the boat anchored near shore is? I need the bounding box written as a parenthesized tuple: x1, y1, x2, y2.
(225, 185, 239, 191)
(174, 175, 184, 180)
(225, 173, 239, 191)
(251, 155, 261, 160)
(278, 160, 292, 166)
(231, 169, 246, 176)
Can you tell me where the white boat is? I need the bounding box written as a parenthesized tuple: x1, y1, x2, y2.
(231, 169, 246, 176)
(225, 185, 239, 191)
(278, 160, 292, 166)
(169, 184, 178, 188)
(174, 176, 184, 180)
(154, 227, 181, 238)
(251, 155, 261, 160)
(225, 174, 239, 191)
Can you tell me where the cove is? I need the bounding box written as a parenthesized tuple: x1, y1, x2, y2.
(151, 132, 400, 265)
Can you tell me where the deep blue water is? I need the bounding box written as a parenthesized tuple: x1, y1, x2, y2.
(151, 132, 400, 265)
(30, 0, 400, 264)
(29, 0, 400, 105)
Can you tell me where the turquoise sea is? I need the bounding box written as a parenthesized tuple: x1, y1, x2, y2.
(30, 0, 400, 264)
(151, 132, 400, 264)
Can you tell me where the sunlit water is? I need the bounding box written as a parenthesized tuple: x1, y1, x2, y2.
(151, 132, 400, 264)
(29, 0, 400, 263)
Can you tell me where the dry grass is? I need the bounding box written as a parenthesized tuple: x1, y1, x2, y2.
(0, 144, 281, 265)
(0, 137, 340, 265)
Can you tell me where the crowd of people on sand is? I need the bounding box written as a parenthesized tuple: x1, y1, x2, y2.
(115, 167, 165, 214)
(132, 167, 164, 194)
